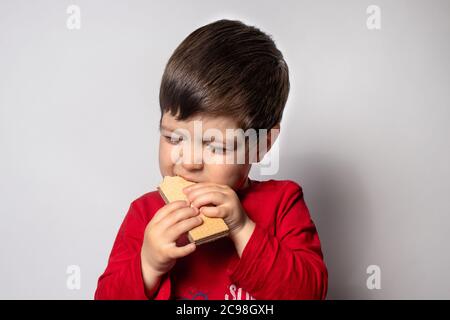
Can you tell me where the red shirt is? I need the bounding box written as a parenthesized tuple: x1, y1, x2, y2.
(95, 179, 328, 300)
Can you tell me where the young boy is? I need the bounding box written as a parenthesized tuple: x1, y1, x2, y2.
(95, 19, 327, 300)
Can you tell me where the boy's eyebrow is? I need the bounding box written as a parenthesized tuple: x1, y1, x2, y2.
(159, 124, 173, 132)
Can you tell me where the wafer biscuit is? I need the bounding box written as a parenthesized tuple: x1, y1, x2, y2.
(157, 176, 229, 245)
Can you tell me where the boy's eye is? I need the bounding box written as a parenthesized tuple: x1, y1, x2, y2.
(164, 135, 182, 145)
(207, 144, 228, 155)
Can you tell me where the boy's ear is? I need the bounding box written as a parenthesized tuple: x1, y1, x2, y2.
(256, 123, 281, 162)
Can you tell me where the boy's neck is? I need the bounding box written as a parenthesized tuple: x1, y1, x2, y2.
(238, 177, 252, 193)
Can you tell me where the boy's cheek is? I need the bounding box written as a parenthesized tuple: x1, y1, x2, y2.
(159, 144, 178, 166)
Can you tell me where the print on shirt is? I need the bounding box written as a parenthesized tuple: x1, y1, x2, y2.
(224, 284, 255, 300)
(176, 287, 209, 300)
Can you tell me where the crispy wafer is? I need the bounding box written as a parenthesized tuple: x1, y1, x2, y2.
(157, 176, 229, 245)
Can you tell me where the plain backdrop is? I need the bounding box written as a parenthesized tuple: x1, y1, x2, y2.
(1, 0, 449, 299)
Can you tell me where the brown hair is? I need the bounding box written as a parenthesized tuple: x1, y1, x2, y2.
(159, 19, 290, 132)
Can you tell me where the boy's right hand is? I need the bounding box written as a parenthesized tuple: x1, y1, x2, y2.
(141, 200, 203, 280)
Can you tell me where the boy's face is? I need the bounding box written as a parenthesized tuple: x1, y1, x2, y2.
(158, 112, 253, 191)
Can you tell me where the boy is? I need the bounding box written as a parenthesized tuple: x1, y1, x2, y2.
(95, 19, 327, 300)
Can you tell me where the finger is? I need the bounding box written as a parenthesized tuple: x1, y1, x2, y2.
(191, 192, 225, 209)
(166, 216, 204, 241)
(199, 206, 224, 218)
(158, 206, 200, 230)
(167, 242, 197, 259)
(152, 200, 188, 225)
(186, 186, 225, 203)
(183, 182, 226, 194)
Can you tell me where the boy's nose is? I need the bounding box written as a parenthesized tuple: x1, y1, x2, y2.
(181, 161, 203, 171)
(179, 143, 204, 170)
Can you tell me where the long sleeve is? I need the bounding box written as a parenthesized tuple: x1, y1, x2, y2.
(94, 200, 172, 300)
(227, 181, 328, 300)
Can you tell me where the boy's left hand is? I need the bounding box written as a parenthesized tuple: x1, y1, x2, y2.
(183, 182, 249, 238)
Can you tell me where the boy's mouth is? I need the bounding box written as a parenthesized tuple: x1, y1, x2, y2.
(175, 173, 198, 183)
